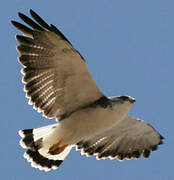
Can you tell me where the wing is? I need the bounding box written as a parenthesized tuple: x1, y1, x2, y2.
(11, 9, 103, 120)
(76, 116, 164, 160)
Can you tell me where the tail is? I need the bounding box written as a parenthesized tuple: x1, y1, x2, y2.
(18, 124, 72, 172)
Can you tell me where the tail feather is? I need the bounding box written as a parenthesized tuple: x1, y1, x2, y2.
(19, 124, 73, 171)
(24, 150, 63, 172)
(19, 124, 56, 149)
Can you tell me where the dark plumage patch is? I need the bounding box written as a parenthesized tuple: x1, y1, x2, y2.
(98, 150, 113, 159)
(75, 50, 86, 62)
(118, 96, 130, 101)
(84, 96, 112, 109)
(23, 135, 34, 147)
(80, 141, 90, 149)
(132, 151, 141, 158)
(20, 128, 42, 150)
(117, 153, 125, 160)
(59, 96, 112, 121)
(21, 129, 33, 135)
(16, 35, 34, 46)
(76, 140, 83, 148)
(30, 9, 51, 30)
(26, 149, 63, 169)
(15, 9, 72, 46)
(89, 145, 104, 155)
(116, 96, 136, 104)
(18, 12, 44, 31)
(125, 153, 132, 159)
(151, 145, 158, 151)
(50, 24, 72, 45)
(11, 20, 33, 36)
(94, 145, 106, 153)
(143, 149, 151, 158)
(59, 112, 70, 121)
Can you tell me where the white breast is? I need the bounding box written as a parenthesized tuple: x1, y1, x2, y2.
(55, 101, 133, 145)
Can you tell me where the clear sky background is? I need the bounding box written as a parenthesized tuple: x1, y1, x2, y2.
(1, 0, 173, 179)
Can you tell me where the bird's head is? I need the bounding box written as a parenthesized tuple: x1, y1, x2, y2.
(108, 95, 136, 116)
(109, 95, 136, 105)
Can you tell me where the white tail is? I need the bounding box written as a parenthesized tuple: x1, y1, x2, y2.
(19, 123, 73, 172)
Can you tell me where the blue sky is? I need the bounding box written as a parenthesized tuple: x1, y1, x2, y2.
(1, 0, 173, 179)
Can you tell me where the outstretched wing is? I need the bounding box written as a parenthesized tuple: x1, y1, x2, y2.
(12, 9, 103, 120)
(76, 116, 164, 160)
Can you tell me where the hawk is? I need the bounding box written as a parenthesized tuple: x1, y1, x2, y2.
(12, 9, 164, 172)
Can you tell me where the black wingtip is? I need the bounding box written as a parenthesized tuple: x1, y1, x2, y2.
(18, 12, 29, 24)
(11, 20, 17, 26)
(30, 9, 34, 13)
(18, 12, 24, 19)
(11, 20, 14, 24)
(11, 20, 17, 28)
(18, 11, 44, 31)
(143, 149, 151, 158)
(30, 9, 51, 30)
(18, 12, 28, 22)
(50, 24, 72, 45)
(30, 9, 38, 17)
(160, 134, 165, 140)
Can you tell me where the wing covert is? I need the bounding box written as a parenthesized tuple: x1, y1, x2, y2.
(12, 9, 103, 120)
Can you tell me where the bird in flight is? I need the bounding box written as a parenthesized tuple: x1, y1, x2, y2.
(12, 9, 164, 172)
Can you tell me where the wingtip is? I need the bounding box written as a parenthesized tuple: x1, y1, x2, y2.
(11, 20, 15, 25)
(160, 134, 165, 140)
(18, 12, 29, 21)
(11, 20, 18, 26)
(30, 9, 35, 14)
(15, 35, 20, 42)
(18, 12, 23, 18)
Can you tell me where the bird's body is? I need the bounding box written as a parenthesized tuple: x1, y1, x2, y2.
(45, 96, 133, 146)
(12, 9, 164, 172)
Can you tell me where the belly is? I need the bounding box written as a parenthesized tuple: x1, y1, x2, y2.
(58, 105, 130, 145)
